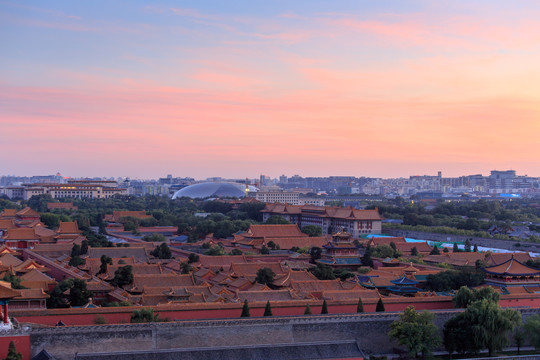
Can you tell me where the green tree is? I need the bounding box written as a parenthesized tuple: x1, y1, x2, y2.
(142, 233, 166, 242)
(180, 261, 193, 274)
(443, 299, 520, 357)
(68, 279, 93, 307)
(311, 263, 336, 280)
(304, 304, 312, 315)
(389, 306, 441, 359)
(524, 314, 540, 349)
(260, 245, 270, 254)
(265, 215, 290, 224)
(97, 254, 112, 275)
(453, 243, 459, 253)
(131, 308, 161, 323)
(453, 286, 500, 308)
(321, 299, 328, 314)
(357, 297, 364, 313)
(40, 213, 61, 229)
(150, 243, 172, 259)
(361, 246, 374, 267)
(430, 246, 440, 255)
(241, 299, 250, 317)
(80, 239, 89, 255)
(376, 298, 385, 312)
(255, 267, 276, 285)
(230, 248, 243, 255)
(514, 328, 525, 355)
(310, 246, 322, 263)
(264, 301, 272, 316)
(4, 341, 22, 360)
(2, 274, 25, 289)
(93, 315, 108, 325)
(473, 244, 479, 252)
(411, 246, 418, 256)
(372, 244, 395, 258)
(69, 244, 84, 267)
(111, 265, 133, 288)
(188, 253, 200, 263)
(464, 239, 472, 252)
(302, 225, 322, 237)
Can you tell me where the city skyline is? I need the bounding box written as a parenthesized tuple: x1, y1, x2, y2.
(2, 1, 540, 179)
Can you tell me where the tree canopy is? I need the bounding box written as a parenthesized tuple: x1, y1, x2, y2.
(255, 267, 276, 285)
(389, 306, 441, 359)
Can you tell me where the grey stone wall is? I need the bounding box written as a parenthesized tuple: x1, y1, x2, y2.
(30, 309, 540, 360)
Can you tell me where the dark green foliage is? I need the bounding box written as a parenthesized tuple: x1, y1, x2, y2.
(389, 306, 440, 359)
(241, 299, 250, 317)
(357, 297, 364, 313)
(453, 243, 459, 252)
(5, 341, 22, 360)
(230, 248, 243, 255)
(264, 301, 272, 316)
(361, 245, 374, 267)
(97, 255, 112, 275)
(204, 244, 225, 256)
(267, 240, 277, 250)
(68, 279, 93, 307)
(255, 267, 276, 285)
(333, 268, 354, 281)
(524, 314, 540, 349)
(238, 202, 266, 221)
(188, 253, 200, 263)
(130, 308, 163, 323)
(443, 247, 449, 253)
(514, 329, 525, 355)
(40, 213, 61, 229)
(464, 239, 472, 252)
(150, 243, 172, 259)
(376, 298, 385, 312)
(453, 285, 500, 308)
(265, 215, 290, 224)
(311, 263, 336, 280)
(321, 300, 328, 314)
(302, 225, 322, 237)
(526, 259, 540, 269)
(304, 304, 312, 315)
(111, 265, 133, 288)
(310, 246, 322, 263)
(473, 244, 478, 252)
(430, 246, 440, 255)
(260, 245, 270, 254)
(443, 299, 520, 357)
(80, 240, 89, 255)
(424, 269, 484, 292)
(180, 262, 193, 274)
(48, 279, 93, 308)
(69, 244, 85, 266)
(411, 246, 418, 256)
(142, 233, 167, 242)
(2, 274, 26, 289)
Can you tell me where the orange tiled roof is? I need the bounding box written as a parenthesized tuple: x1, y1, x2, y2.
(237, 289, 298, 302)
(321, 289, 380, 301)
(246, 224, 306, 239)
(0, 219, 16, 230)
(57, 221, 81, 234)
(272, 269, 318, 287)
(129, 274, 195, 292)
(0, 281, 21, 299)
(369, 237, 407, 246)
(0, 253, 23, 267)
(3, 228, 39, 240)
(47, 202, 78, 210)
(1, 209, 18, 218)
(229, 262, 288, 278)
(19, 269, 54, 282)
(486, 252, 534, 266)
(16, 207, 41, 218)
(484, 256, 540, 276)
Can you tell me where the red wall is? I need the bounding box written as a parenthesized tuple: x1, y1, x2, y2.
(0, 336, 31, 360)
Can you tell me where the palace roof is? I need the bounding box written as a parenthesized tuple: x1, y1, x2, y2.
(0, 219, 16, 230)
(262, 204, 381, 220)
(0, 209, 18, 218)
(57, 221, 81, 234)
(237, 289, 298, 302)
(0, 282, 21, 299)
(246, 224, 306, 238)
(483, 256, 540, 276)
(16, 207, 41, 218)
(3, 228, 39, 240)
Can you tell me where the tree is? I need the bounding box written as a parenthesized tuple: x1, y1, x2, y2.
(188, 253, 200, 263)
(361, 246, 374, 267)
(514, 329, 525, 355)
(255, 267, 276, 285)
(260, 245, 270, 254)
(411, 246, 418, 256)
(443, 299, 520, 357)
(321, 300, 328, 314)
(241, 299, 250, 317)
(453, 286, 500, 308)
(264, 301, 272, 316)
(310, 246, 322, 263)
(180, 261, 193, 274)
(473, 244, 479, 252)
(464, 239, 472, 252)
(265, 215, 289, 224)
(230, 248, 243, 255)
(40, 213, 61, 229)
(376, 298, 385, 312)
(80, 239, 89, 255)
(267, 241, 277, 250)
(372, 244, 395, 258)
(2, 274, 25, 289)
(69, 244, 84, 267)
(97, 255, 112, 275)
(111, 265, 133, 288)
(430, 246, 440, 255)
(453, 243, 459, 253)
(302, 225, 322, 237)
(4, 341, 22, 360)
(443, 247, 449, 253)
(68, 279, 93, 307)
(389, 306, 441, 359)
(131, 308, 161, 323)
(356, 297, 364, 313)
(524, 314, 540, 349)
(311, 263, 335, 280)
(142, 233, 166, 242)
(150, 243, 172, 259)
(304, 304, 312, 315)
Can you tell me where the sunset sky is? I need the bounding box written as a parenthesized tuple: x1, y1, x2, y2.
(2, 1, 540, 179)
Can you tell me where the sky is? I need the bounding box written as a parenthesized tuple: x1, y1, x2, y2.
(2, 1, 540, 180)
